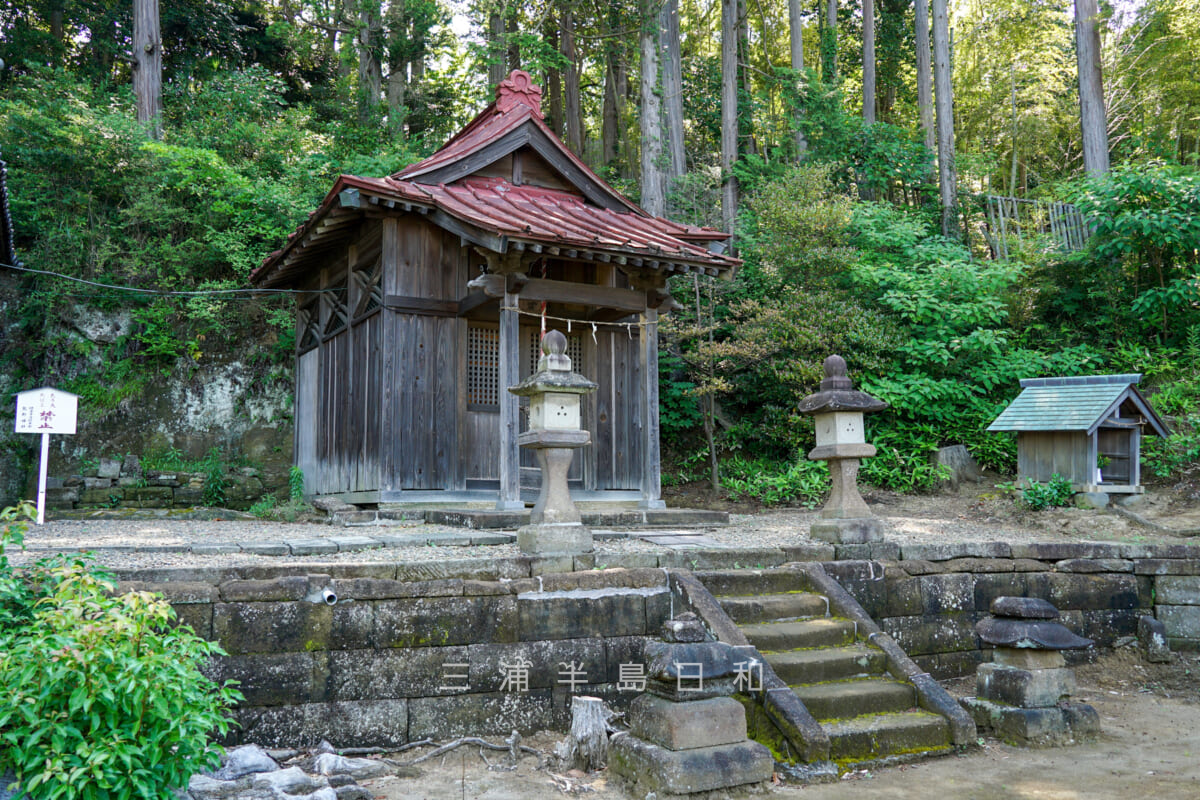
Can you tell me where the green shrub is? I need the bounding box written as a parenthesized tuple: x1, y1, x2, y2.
(288, 466, 305, 501)
(722, 457, 829, 507)
(1021, 473, 1074, 511)
(0, 506, 241, 798)
(201, 447, 229, 507)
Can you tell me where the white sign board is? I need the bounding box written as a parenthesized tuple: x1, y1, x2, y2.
(14, 387, 79, 525)
(15, 387, 78, 435)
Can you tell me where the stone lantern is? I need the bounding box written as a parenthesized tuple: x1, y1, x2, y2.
(797, 355, 888, 543)
(508, 329, 598, 556)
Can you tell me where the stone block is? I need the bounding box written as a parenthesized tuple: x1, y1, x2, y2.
(781, 543, 837, 562)
(44, 487, 79, 508)
(993, 648, 1065, 670)
(961, 697, 1098, 747)
(1138, 615, 1172, 663)
(885, 574, 924, 616)
(880, 612, 979, 656)
(901, 542, 1012, 561)
(1054, 558, 1132, 573)
(1011, 543, 1123, 561)
(1081, 608, 1140, 645)
(287, 539, 338, 556)
(529, 555, 575, 575)
(391, 559, 502, 583)
(79, 487, 121, 505)
(330, 601, 374, 650)
(595, 552, 661, 570)
(173, 602, 213, 639)
(810, 517, 885, 544)
(240, 542, 289, 556)
(1072, 491, 1109, 509)
(933, 649, 985, 680)
(977, 663, 1075, 707)
(974, 573, 1029, 610)
(327, 646, 470, 700)
(1156, 605, 1200, 639)
(213, 602, 333, 655)
(373, 595, 518, 647)
(408, 690, 556, 740)
(921, 572, 976, 615)
(220, 577, 309, 602)
(97, 458, 121, 479)
(467, 639, 606, 692)
(941, 558, 1016, 573)
(173, 486, 205, 506)
(609, 736, 773, 795)
(1135, 559, 1200, 576)
(1026, 572, 1140, 611)
(328, 535, 382, 552)
(120, 580, 218, 604)
(629, 694, 747, 751)
(822, 560, 887, 618)
(604, 637, 651, 685)
(234, 700, 408, 749)
(191, 543, 242, 555)
(644, 590, 672, 630)
(207, 652, 328, 706)
(1157, 576, 1200, 606)
(518, 592, 647, 641)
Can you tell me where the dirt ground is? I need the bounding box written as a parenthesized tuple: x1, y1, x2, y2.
(354, 650, 1200, 800)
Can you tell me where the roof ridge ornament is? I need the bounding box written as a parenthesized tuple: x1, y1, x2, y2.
(496, 70, 544, 119)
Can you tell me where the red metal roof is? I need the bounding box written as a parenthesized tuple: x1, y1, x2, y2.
(253, 71, 737, 288)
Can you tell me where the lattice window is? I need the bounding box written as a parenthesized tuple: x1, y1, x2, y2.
(352, 255, 382, 319)
(323, 276, 348, 337)
(467, 325, 500, 409)
(297, 300, 321, 353)
(526, 329, 584, 377)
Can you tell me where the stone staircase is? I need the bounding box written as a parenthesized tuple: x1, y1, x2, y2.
(704, 573, 955, 769)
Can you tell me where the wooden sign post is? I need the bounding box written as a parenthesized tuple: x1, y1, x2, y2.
(14, 387, 79, 525)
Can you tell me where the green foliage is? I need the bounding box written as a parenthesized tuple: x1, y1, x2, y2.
(1066, 164, 1200, 344)
(658, 352, 703, 441)
(1021, 474, 1074, 511)
(201, 448, 229, 507)
(1142, 417, 1200, 480)
(860, 425, 953, 493)
(722, 457, 828, 507)
(0, 506, 240, 798)
(289, 466, 305, 501)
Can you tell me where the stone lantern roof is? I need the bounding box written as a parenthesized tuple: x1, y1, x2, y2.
(797, 355, 888, 415)
(508, 329, 598, 397)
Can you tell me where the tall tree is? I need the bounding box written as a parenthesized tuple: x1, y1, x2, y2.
(721, 0, 739, 241)
(561, 7, 582, 154)
(931, 0, 957, 236)
(913, 0, 935, 157)
(788, 0, 808, 157)
(1075, 0, 1110, 174)
(863, 0, 875, 124)
(661, 0, 686, 185)
(640, 0, 665, 216)
(357, 0, 383, 124)
(487, 10, 506, 87)
(822, 0, 837, 82)
(132, 0, 162, 139)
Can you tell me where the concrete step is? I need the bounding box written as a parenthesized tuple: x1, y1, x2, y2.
(825, 710, 952, 763)
(765, 644, 887, 685)
(743, 618, 857, 651)
(696, 570, 810, 597)
(792, 678, 916, 722)
(718, 593, 829, 625)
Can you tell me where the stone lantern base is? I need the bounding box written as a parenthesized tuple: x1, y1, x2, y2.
(809, 516, 885, 544)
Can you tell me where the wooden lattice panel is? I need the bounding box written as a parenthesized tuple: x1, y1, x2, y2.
(526, 329, 584, 376)
(467, 325, 500, 408)
(297, 301, 321, 353)
(352, 256, 382, 319)
(323, 277, 348, 337)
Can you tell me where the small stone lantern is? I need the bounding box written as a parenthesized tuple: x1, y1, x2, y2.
(508, 329, 598, 556)
(797, 355, 888, 543)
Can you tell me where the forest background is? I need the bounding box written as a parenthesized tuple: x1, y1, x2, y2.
(0, 0, 1198, 507)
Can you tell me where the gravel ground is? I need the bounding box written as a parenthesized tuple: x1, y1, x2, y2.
(10, 482, 1198, 571)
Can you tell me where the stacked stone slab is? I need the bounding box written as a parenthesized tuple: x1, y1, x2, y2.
(961, 596, 1099, 746)
(610, 614, 774, 795)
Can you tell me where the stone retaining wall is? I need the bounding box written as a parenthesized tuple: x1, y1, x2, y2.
(117, 542, 1200, 749)
(116, 563, 672, 749)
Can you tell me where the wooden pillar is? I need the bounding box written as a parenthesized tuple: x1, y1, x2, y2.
(639, 305, 665, 509)
(497, 287, 523, 509)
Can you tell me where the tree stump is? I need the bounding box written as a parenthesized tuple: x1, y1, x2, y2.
(556, 696, 616, 772)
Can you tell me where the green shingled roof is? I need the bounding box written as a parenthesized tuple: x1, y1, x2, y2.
(988, 374, 1168, 436)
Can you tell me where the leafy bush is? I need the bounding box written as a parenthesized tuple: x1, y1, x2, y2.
(1021, 474, 1074, 511)
(1142, 417, 1200, 481)
(0, 506, 240, 798)
(722, 457, 828, 507)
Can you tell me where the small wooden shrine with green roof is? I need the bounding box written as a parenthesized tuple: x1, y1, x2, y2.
(988, 374, 1169, 494)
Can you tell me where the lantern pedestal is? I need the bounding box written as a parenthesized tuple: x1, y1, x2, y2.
(509, 329, 598, 560)
(797, 357, 889, 545)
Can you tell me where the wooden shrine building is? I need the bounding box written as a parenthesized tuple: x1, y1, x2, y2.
(251, 71, 738, 508)
(988, 374, 1169, 494)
